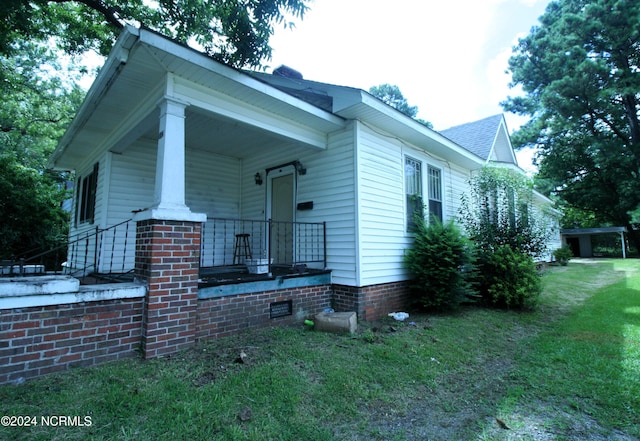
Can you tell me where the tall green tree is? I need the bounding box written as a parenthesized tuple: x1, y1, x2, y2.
(369, 84, 419, 118)
(0, 42, 85, 168)
(369, 83, 433, 128)
(0, 43, 84, 261)
(0, 0, 309, 68)
(502, 0, 640, 249)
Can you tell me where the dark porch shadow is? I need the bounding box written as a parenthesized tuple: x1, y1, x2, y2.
(198, 264, 330, 288)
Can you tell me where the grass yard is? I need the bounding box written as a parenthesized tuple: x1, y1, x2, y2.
(1, 259, 639, 440)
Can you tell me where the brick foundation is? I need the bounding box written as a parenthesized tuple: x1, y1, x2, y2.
(333, 281, 411, 321)
(0, 298, 143, 385)
(1, 212, 412, 385)
(196, 285, 332, 340)
(135, 219, 201, 359)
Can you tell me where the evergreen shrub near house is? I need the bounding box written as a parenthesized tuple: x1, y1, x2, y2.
(553, 245, 573, 266)
(474, 244, 541, 310)
(404, 217, 473, 311)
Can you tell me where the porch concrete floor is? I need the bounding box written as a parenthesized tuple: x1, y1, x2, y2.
(198, 265, 330, 288)
(79, 265, 329, 287)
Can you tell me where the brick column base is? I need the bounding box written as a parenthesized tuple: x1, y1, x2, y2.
(135, 219, 201, 359)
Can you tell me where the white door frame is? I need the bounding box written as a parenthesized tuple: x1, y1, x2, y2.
(265, 164, 296, 263)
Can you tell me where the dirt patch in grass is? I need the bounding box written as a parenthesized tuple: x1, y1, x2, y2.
(336, 308, 639, 441)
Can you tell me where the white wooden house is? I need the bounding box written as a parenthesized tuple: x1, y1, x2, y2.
(49, 26, 559, 321)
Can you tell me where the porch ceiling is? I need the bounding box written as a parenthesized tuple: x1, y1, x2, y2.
(132, 106, 318, 159)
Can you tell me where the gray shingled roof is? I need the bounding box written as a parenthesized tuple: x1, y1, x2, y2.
(439, 114, 504, 160)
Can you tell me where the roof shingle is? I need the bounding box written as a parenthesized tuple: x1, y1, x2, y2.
(439, 114, 504, 160)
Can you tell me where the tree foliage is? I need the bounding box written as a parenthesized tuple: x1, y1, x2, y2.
(0, 44, 83, 262)
(369, 84, 418, 118)
(460, 167, 549, 310)
(502, 0, 640, 247)
(369, 83, 433, 128)
(0, 42, 85, 168)
(0, 0, 310, 68)
(0, 157, 69, 262)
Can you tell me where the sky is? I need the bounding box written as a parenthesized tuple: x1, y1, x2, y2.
(267, 0, 551, 170)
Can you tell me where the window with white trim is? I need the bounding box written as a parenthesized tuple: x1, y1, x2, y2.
(427, 165, 443, 222)
(405, 156, 423, 231)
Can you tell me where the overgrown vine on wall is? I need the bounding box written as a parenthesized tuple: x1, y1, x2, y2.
(459, 167, 551, 259)
(459, 167, 551, 309)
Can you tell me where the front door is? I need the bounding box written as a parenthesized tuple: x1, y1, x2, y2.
(267, 167, 295, 264)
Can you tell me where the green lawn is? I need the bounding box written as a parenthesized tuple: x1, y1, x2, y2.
(1, 259, 639, 440)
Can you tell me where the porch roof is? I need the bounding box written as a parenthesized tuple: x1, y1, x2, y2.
(51, 24, 491, 173)
(49, 26, 346, 171)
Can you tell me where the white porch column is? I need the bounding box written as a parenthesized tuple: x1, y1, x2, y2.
(134, 96, 205, 223)
(155, 97, 187, 210)
(621, 232, 627, 259)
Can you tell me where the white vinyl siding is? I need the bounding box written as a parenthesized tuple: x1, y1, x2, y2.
(357, 123, 410, 286)
(67, 154, 108, 275)
(240, 125, 358, 285)
(445, 163, 471, 221)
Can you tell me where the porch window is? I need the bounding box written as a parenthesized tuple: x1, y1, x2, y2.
(405, 156, 423, 231)
(427, 165, 443, 223)
(76, 162, 99, 224)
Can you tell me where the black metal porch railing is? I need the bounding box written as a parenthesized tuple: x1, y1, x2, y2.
(200, 217, 326, 270)
(3, 217, 326, 279)
(65, 219, 135, 278)
(1, 219, 135, 278)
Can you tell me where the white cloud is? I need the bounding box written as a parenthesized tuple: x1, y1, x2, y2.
(270, 0, 548, 132)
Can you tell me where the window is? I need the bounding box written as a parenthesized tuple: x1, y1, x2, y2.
(427, 165, 443, 223)
(405, 156, 423, 231)
(76, 163, 99, 224)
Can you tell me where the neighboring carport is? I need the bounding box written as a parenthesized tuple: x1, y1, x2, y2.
(561, 227, 628, 259)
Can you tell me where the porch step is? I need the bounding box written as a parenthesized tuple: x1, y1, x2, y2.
(314, 311, 357, 334)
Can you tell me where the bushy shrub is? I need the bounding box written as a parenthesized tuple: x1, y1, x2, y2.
(553, 246, 573, 266)
(459, 167, 550, 310)
(474, 244, 541, 310)
(404, 217, 473, 310)
(459, 167, 552, 259)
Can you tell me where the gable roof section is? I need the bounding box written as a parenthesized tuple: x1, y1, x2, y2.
(440, 114, 518, 165)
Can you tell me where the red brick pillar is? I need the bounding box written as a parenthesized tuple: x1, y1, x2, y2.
(135, 219, 201, 359)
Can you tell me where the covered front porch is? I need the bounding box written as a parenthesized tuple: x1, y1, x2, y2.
(199, 216, 328, 287)
(46, 28, 347, 290)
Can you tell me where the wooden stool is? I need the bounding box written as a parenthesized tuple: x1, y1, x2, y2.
(233, 234, 252, 264)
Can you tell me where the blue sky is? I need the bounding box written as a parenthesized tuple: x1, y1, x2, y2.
(269, 0, 550, 168)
